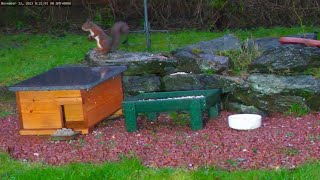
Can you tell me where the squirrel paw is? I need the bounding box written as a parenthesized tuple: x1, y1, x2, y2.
(88, 35, 94, 41)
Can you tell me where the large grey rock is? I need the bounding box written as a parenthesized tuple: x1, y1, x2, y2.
(162, 74, 203, 91)
(197, 54, 229, 73)
(172, 51, 200, 73)
(247, 32, 318, 52)
(123, 75, 161, 95)
(162, 73, 248, 93)
(230, 73, 320, 111)
(232, 90, 309, 113)
(247, 37, 280, 52)
(226, 102, 266, 116)
(85, 50, 177, 76)
(200, 74, 248, 93)
(250, 46, 320, 74)
(172, 34, 241, 73)
(248, 74, 320, 94)
(181, 34, 241, 54)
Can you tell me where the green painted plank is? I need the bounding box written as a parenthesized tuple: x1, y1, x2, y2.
(125, 89, 222, 101)
(190, 99, 203, 130)
(128, 98, 207, 112)
(122, 89, 222, 132)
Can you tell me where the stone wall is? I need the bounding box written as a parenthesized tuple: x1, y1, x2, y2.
(85, 33, 320, 115)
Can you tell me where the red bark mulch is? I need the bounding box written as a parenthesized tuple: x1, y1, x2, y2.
(1, 111, 320, 170)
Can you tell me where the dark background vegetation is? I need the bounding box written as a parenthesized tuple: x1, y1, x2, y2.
(1, 0, 320, 33)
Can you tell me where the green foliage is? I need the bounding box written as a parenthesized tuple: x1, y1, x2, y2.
(226, 159, 239, 167)
(15, 21, 26, 30)
(1, 153, 320, 179)
(0, 34, 92, 86)
(208, 0, 227, 9)
(304, 67, 320, 79)
(252, 148, 258, 154)
(233, 26, 320, 41)
(124, 31, 224, 53)
(94, 10, 114, 27)
(202, 69, 216, 75)
(0, 90, 15, 102)
(1, 26, 320, 86)
(0, 90, 15, 118)
(285, 103, 309, 117)
(281, 147, 300, 156)
(285, 132, 295, 138)
(217, 40, 261, 75)
(169, 111, 190, 126)
(191, 48, 203, 55)
(0, 110, 13, 118)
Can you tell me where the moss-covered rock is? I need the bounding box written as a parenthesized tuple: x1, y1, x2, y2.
(250, 46, 320, 74)
(85, 50, 177, 76)
(200, 74, 248, 93)
(162, 74, 203, 91)
(246, 73, 320, 110)
(226, 102, 266, 116)
(248, 74, 320, 94)
(232, 90, 309, 113)
(172, 34, 240, 73)
(123, 75, 161, 96)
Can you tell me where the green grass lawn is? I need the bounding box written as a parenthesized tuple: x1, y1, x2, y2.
(1, 26, 320, 179)
(1, 26, 319, 86)
(1, 153, 320, 179)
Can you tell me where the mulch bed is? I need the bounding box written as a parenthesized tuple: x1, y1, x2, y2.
(0, 111, 320, 170)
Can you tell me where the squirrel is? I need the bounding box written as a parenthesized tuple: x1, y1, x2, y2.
(82, 20, 129, 54)
(82, 20, 112, 54)
(106, 21, 129, 50)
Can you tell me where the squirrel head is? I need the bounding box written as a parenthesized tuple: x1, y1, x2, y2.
(82, 20, 94, 31)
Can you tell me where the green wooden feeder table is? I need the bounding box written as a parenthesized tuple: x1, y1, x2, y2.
(122, 89, 222, 132)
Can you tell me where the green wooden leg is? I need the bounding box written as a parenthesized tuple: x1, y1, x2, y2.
(190, 100, 203, 131)
(147, 112, 157, 121)
(209, 103, 219, 119)
(123, 103, 137, 132)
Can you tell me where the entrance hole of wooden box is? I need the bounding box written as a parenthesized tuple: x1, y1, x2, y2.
(60, 104, 85, 129)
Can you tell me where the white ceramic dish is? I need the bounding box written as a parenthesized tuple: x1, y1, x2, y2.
(228, 114, 262, 130)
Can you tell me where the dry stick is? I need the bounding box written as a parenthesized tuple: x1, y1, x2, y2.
(195, 0, 203, 25)
(211, 0, 229, 26)
(107, 0, 116, 19)
(293, 3, 305, 34)
(81, 0, 94, 19)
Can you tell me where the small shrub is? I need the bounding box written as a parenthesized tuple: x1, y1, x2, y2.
(217, 39, 261, 75)
(191, 48, 202, 55)
(285, 103, 309, 117)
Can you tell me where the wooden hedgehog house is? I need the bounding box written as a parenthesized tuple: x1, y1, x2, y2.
(9, 65, 127, 135)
